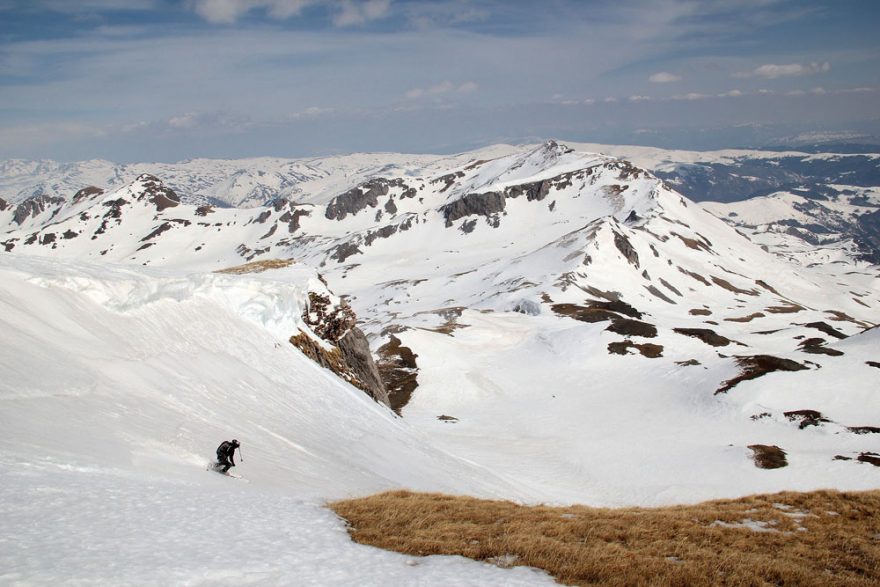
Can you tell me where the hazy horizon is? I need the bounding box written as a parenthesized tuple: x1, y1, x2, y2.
(2, 0, 879, 162)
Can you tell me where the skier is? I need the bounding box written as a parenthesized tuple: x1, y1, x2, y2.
(214, 439, 240, 474)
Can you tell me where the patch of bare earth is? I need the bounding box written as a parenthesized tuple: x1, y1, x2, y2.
(331, 489, 880, 587)
(748, 444, 788, 468)
(215, 258, 296, 274)
(798, 337, 845, 356)
(765, 303, 805, 314)
(725, 312, 765, 323)
(673, 327, 732, 347)
(605, 318, 657, 338)
(716, 355, 808, 394)
(608, 340, 663, 358)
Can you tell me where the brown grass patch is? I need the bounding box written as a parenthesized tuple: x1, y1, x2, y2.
(765, 303, 805, 314)
(673, 327, 732, 347)
(215, 258, 296, 274)
(331, 489, 880, 587)
(711, 276, 759, 296)
(605, 318, 658, 338)
(747, 444, 788, 468)
(607, 340, 663, 358)
(725, 312, 765, 323)
(716, 355, 808, 394)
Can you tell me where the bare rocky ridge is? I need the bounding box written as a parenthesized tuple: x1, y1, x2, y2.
(291, 292, 389, 406)
(13, 194, 66, 225)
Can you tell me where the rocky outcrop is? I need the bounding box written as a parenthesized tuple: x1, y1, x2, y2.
(377, 334, 419, 415)
(613, 230, 640, 268)
(134, 174, 180, 211)
(325, 178, 414, 221)
(506, 179, 551, 202)
(13, 194, 65, 225)
(73, 186, 104, 204)
(291, 292, 389, 406)
(0, 197, 7, 211)
(441, 191, 506, 227)
(338, 329, 389, 405)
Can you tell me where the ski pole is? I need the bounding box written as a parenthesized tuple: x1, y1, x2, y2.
(238, 446, 244, 462)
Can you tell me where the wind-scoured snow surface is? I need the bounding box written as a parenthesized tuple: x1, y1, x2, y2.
(0, 255, 553, 585)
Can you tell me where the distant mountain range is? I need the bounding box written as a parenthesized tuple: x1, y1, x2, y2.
(2, 139, 878, 508)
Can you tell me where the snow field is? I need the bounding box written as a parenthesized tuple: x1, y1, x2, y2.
(0, 254, 558, 585)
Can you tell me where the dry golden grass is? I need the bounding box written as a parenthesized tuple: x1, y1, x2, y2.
(330, 489, 880, 586)
(214, 258, 295, 274)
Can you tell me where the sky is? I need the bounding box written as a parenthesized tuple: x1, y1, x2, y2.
(1, 0, 879, 162)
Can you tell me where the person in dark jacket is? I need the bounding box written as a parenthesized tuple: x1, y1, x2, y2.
(215, 439, 240, 473)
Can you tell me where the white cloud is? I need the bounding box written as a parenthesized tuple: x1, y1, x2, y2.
(189, 0, 313, 24)
(837, 87, 876, 94)
(332, 0, 391, 27)
(405, 80, 477, 99)
(735, 61, 830, 79)
(649, 72, 681, 83)
(404, 1, 489, 29)
(134, 111, 253, 132)
(603, 96, 618, 103)
(6, 0, 158, 12)
(628, 95, 651, 102)
(288, 106, 335, 119)
(673, 92, 709, 101)
(719, 89, 743, 97)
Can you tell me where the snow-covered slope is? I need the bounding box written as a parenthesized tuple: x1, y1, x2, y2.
(703, 185, 880, 265)
(0, 254, 557, 584)
(2, 141, 879, 581)
(0, 147, 519, 210)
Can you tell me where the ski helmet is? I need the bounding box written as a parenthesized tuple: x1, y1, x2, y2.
(232, 439, 240, 446)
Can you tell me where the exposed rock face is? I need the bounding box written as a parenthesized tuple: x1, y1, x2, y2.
(135, 174, 180, 211)
(613, 231, 640, 268)
(325, 178, 413, 221)
(73, 186, 104, 204)
(505, 179, 551, 202)
(784, 409, 831, 429)
(377, 334, 419, 415)
(0, 197, 7, 211)
(13, 194, 65, 225)
(441, 191, 506, 227)
(338, 329, 389, 406)
(292, 292, 389, 406)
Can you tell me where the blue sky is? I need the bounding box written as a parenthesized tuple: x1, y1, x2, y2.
(1, 0, 879, 161)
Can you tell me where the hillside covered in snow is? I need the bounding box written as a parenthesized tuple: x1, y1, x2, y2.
(2, 141, 878, 583)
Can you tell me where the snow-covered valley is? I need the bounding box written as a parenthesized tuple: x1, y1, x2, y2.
(1, 141, 878, 584)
